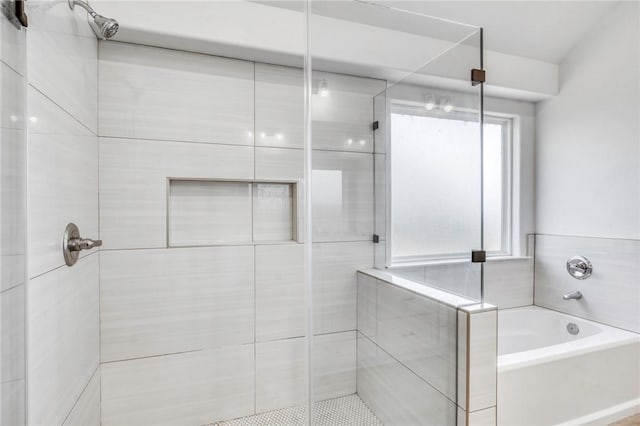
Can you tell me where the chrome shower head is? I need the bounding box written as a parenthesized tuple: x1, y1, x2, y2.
(68, 0, 119, 40)
(90, 13, 119, 39)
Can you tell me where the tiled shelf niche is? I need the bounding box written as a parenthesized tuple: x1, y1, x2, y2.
(168, 179, 298, 247)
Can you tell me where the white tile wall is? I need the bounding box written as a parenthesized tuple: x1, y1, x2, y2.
(356, 273, 377, 340)
(311, 71, 384, 153)
(312, 151, 374, 242)
(483, 258, 534, 309)
(0, 127, 26, 293)
(423, 263, 482, 301)
(457, 306, 497, 413)
(255, 244, 305, 342)
(100, 246, 254, 362)
(27, 22, 97, 132)
(26, 0, 95, 39)
(0, 61, 25, 130)
(96, 42, 381, 424)
(24, 7, 100, 424)
(313, 331, 357, 402)
(534, 234, 640, 333)
(168, 180, 253, 246)
(101, 346, 254, 426)
(357, 333, 456, 426)
(253, 183, 295, 242)
(255, 337, 306, 412)
(28, 254, 99, 426)
(1, 44, 27, 303)
(254, 148, 304, 241)
(376, 283, 457, 401)
(0, 11, 26, 74)
(0, 379, 25, 426)
(99, 42, 254, 145)
(99, 137, 253, 249)
(255, 63, 304, 149)
(256, 331, 357, 413)
(458, 406, 497, 426)
(255, 63, 385, 153)
(0, 285, 24, 384)
(255, 147, 304, 181)
(357, 272, 468, 425)
(27, 87, 98, 278)
(63, 367, 101, 426)
(313, 242, 373, 334)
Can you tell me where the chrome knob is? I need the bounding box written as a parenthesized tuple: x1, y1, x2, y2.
(566, 256, 592, 280)
(63, 223, 102, 266)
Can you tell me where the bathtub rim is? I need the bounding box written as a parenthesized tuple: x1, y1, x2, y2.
(497, 305, 640, 372)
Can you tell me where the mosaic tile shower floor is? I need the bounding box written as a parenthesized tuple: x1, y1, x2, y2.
(209, 394, 383, 426)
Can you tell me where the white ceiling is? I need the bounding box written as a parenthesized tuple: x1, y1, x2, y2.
(94, 0, 619, 99)
(373, 1, 619, 64)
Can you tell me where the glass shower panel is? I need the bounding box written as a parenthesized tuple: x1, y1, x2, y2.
(383, 30, 485, 301)
(308, 2, 483, 425)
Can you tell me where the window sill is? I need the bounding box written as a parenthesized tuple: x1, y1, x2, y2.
(388, 255, 531, 268)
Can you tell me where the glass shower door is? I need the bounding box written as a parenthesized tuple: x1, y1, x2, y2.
(306, 2, 484, 424)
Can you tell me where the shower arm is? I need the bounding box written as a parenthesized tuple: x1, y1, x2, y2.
(68, 0, 99, 18)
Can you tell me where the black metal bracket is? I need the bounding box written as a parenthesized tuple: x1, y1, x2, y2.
(2, 0, 28, 28)
(372, 234, 380, 244)
(372, 121, 379, 131)
(15, 0, 27, 27)
(471, 250, 486, 263)
(471, 68, 485, 86)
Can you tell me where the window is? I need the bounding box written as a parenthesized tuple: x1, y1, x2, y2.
(389, 104, 512, 265)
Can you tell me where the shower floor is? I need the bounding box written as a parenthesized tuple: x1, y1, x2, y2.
(209, 394, 383, 426)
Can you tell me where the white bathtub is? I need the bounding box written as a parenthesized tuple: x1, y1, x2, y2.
(497, 306, 640, 426)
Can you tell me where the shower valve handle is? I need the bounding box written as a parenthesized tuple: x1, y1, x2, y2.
(67, 237, 102, 251)
(63, 223, 102, 266)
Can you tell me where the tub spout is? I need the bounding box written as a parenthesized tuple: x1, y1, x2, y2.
(562, 290, 583, 301)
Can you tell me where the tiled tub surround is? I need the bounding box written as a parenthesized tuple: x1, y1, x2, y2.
(357, 270, 497, 426)
(98, 41, 380, 424)
(534, 234, 640, 333)
(387, 256, 534, 310)
(497, 307, 640, 425)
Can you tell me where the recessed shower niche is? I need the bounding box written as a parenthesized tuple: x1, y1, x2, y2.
(168, 179, 298, 246)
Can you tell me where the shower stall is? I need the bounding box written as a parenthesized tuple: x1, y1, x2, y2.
(0, 0, 494, 424)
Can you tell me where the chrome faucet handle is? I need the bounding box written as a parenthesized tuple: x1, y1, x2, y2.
(63, 223, 101, 266)
(566, 256, 592, 280)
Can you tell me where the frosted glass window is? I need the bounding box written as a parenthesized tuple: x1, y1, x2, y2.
(390, 108, 510, 263)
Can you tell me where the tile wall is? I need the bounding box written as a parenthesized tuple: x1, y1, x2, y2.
(24, 1, 101, 425)
(0, 6, 26, 425)
(534, 234, 640, 333)
(97, 41, 381, 424)
(356, 271, 498, 426)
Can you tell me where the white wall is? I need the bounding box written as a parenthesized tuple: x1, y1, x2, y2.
(536, 1, 640, 240)
(534, 1, 640, 332)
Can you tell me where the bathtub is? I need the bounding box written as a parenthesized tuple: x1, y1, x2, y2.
(497, 306, 640, 426)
